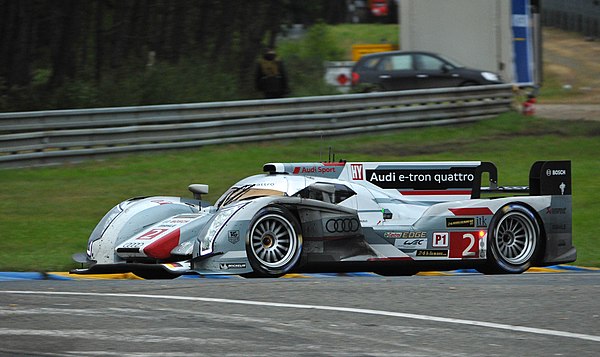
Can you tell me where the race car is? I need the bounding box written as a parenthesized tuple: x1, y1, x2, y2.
(71, 160, 575, 278)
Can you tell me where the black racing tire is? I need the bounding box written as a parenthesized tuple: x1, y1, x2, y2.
(477, 204, 541, 274)
(242, 206, 302, 278)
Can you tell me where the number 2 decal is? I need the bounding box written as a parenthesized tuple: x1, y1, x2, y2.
(136, 228, 168, 240)
(449, 232, 480, 258)
(462, 233, 476, 257)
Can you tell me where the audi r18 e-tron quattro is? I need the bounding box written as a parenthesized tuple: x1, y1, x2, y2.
(72, 160, 575, 278)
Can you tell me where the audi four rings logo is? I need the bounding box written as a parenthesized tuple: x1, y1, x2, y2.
(326, 218, 360, 233)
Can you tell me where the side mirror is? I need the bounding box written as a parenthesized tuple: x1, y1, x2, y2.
(188, 184, 209, 200)
(441, 64, 452, 73)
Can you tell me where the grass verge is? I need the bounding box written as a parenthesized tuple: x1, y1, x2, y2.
(1, 111, 599, 271)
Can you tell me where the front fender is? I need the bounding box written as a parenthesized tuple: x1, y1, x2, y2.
(87, 196, 198, 264)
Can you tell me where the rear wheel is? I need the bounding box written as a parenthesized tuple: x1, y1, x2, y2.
(243, 206, 302, 278)
(477, 204, 540, 274)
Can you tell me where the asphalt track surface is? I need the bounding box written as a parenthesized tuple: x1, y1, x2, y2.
(1, 271, 599, 357)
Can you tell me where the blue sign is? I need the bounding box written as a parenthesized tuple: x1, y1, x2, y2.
(512, 0, 534, 85)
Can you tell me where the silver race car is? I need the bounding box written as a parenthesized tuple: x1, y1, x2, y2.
(72, 160, 575, 278)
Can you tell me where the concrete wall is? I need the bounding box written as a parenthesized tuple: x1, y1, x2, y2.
(400, 0, 514, 82)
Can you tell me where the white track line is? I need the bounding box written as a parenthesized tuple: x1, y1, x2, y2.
(2, 290, 599, 343)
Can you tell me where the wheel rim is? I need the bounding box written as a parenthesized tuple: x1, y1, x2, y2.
(493, 211, 536, 265)
(250, 214, 297, 269)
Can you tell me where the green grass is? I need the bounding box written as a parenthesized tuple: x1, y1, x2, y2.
(1, 111, 599, 271)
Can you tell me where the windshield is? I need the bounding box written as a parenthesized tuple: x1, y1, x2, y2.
(216, 184, 286, 208)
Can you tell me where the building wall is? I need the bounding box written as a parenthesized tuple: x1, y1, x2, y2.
(400, 0, 514, 82)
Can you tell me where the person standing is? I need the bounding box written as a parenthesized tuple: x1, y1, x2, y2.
(255, 48, 290, 99)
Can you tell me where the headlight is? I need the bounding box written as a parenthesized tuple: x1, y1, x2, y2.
(481, 72, 500, 82)
(200, 202, 247, 254)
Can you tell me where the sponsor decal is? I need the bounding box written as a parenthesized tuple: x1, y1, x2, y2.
(446, 217, 475, 228)
(293, 166, 339, 174)
(395, 239, 427, 249)
(546, 169, 567, 176)
(476, 216, 488, 227)
(546, 207, 567, 215)
(416, 250, 448, 257)
(168, 219, 191, 224)
(384, 231, 426, 239)
(432, 232, 449, 248)
(228, 230, 240, 244)
(325, 218, 360, 233)
(219, 263, 246, 270)
(365, 167, 476, 190)
(449, 232, 482, 259)
(351, 164, 364, 180)
(120, 242, 145, 249)
(136, 228, 168, 240)
(253, 182, 275, 187)
(552, 224, 567, 230)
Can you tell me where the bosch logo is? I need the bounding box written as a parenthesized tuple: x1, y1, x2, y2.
(547, 169, 566, 176)
(326, 218, 360, 233)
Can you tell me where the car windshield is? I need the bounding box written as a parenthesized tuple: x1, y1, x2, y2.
(216, 185, 285, 208)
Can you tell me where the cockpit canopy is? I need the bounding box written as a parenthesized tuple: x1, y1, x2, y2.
(215, 174, 356, 208)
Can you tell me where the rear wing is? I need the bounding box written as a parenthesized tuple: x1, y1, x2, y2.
(263, 160, 571, 199)
(477, 160, 571, 198)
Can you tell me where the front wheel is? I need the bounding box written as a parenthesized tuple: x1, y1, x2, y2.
(477, 204, 540, 274)
(243, 206, 302, 278)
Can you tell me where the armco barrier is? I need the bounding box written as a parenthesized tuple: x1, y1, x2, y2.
(0, 84, 514, 169)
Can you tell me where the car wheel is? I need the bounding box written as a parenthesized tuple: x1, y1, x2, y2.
(243, 206, 302, 278)
(477, 204, 540, 274)
(459, 80, 479, 87)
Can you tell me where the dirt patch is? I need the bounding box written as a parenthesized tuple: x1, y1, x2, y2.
(535, 104, 600, 121)
(542, 28, 600, 103)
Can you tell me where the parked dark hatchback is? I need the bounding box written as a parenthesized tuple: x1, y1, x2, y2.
(351, 51, 503, 91)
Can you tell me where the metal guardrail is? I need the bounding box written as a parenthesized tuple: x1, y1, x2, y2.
(0, 84, 514, 169)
